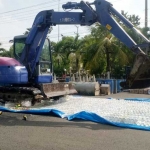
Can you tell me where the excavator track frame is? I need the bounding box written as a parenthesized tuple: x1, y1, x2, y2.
(0, 82, 77, 106)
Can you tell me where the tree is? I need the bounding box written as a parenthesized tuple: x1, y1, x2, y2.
(81, 34, 106, 75)
(80, 23, 130, 78)
(0, 46, 14, 57)
(121, 11, 140, 26)
(23, 28, 31, 35)
(141, 27, 150, 38)
(0, 43, 9, 56)
(52, 35, 84, 75)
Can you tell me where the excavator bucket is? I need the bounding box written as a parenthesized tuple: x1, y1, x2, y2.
(40, 82, 77, 98)
(124, 53, 150, 89)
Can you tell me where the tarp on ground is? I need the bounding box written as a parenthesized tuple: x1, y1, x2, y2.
(1, 96, 150, 131)
(124, 98, 150, 102)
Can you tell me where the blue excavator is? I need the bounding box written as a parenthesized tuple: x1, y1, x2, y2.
(0, 0, 150, 105)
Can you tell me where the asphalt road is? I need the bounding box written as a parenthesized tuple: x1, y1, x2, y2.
(0, 92, 150, 150)
(99, 92, 150, 99)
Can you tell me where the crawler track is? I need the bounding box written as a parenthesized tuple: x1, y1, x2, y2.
(0, 86, 43, 104)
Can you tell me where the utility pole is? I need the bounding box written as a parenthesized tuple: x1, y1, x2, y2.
(75, 25, 79, 36)
(74, 25, 79, 72)
(145, 0, 150, 55)
(58, 0, 60, 41)
(145, 0, 148, 27)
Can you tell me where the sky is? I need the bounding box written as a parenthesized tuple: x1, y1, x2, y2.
(0, 0, 149, 50)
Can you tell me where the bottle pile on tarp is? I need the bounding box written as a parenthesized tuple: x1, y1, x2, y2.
(1, 95, 150, 131)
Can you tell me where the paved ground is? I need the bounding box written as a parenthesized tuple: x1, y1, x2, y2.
(99, 92, 150, 99)
(0, 92, 150, 150)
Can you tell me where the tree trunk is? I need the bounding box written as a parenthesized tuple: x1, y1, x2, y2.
(106, 48, 110, 79)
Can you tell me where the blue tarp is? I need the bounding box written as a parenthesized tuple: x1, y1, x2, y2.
(1, 104, 150, 131)
(0, 106, 64, 117)
(107, 97, 150, 102)
(67, 111, 150, 131)
(124, 98, 150, 102)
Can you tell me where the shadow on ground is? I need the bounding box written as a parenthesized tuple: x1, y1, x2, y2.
(0, 112, 121, 131)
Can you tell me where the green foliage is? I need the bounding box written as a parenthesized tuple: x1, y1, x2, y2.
(0, 46, 14, 57)
(111, 65, 125, 79)
(0, 48, 6, 52)
(0, 43, 7, 54)
(51, 35, 84, 75)
(141, 27, 150, 38)
(80, 23, 131, 77)
(121, 11, 140, 26)
(23, 28, 31, 35)
(14, 40, 25, 58)
(81, 34, 106, 74)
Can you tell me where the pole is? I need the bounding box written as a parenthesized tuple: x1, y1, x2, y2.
(74, 25, 79, 72)
(75, 25, 79, 36)
(145, 0, 148, 54)
(58, 0, 60, 41)
(145, 0, 148, 27)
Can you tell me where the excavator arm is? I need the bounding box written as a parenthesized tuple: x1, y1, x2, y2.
(20, 1, 98, 78)
(20, 0, 150, 88)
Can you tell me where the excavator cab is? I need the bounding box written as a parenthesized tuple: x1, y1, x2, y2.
(13, 35, 26, 60)
(13, 35, 53, 83)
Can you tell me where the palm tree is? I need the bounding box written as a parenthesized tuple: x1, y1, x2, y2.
(23, 28, 31, 35)
(54, 35, 84, 73)
(67, 35, 86, 72)
(0, 43, 6, 54)
(121, 11, 140, 26)
(81, 24, 130, 78)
